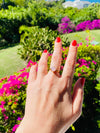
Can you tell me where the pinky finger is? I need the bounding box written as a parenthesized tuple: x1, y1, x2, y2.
(72, 78, 85, 115)
(28, 62, 37, 83)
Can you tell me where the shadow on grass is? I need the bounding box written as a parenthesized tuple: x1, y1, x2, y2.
(0, 39, 19, 50)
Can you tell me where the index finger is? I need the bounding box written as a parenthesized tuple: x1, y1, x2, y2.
(61, 40, 77, 90)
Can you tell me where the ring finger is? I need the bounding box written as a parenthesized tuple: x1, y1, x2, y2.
(49, 37, 62, 76)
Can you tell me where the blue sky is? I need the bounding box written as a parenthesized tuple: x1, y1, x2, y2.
(65, 0, 100, 2)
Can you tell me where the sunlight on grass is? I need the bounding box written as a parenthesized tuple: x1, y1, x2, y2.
(0, 45, 26, 78)
(66, 29, 100, 44)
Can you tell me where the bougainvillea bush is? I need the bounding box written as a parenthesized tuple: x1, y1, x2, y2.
(76, 19, 100, 31)
(0, 44, 100, 133)
(57, 16, 76, 34)
(58, 16, 100, 34)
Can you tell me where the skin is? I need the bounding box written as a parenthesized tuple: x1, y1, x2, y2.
(16, 38, 85, 133)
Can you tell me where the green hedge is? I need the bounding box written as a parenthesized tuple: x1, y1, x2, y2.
(0, 1, 64, 45)
(64, 3, 100, 25)
(18, 25, 69, 62)
(0, 1, 100, 46)
(0, 6, 32, 46)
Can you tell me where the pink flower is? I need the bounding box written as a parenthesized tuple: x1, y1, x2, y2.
(17, 117, 22, 121)
(85, 37, 89, 41)
(0, 80, 2, 83)
(1, 101, 6, 105)
(1, 108, 6, 113)
(13, 110, 15, 113)
(48, 53, 52, 56)
(78, 73, 81, 77)
(92, 60, 97, 65)
(19, 68, 26, 72)
(0, 104, 4, 109)
(82, 69, 84, 72)
(15, 99, 18, 102)
(27, 60, 37, 68)
(64, 57, 67, 60)
(60, 66, 63, 71)
(61, 47, 65, 51)
(12, 124, 19, 132)
(8, 99, 12, 102)
(4, 115, 8, 120)
(80, 42, 82, 45)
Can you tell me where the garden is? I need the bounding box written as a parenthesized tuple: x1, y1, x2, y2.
(0, 0, 100, 133)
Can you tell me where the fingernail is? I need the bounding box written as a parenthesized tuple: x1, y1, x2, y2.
(72, 40, 77, 46)
(56, 37, 61, 42)
(43, 49, 48, 53)
(33, 62, 37, 65)
(81, 77, 85, 86)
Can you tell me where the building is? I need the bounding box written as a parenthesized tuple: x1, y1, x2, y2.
(62, 0, 91, 9)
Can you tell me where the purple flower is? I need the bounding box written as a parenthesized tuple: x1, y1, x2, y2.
(58, 16, 75, 34)
(17, 117, 22, 121)
(76, 19, 100, 31)
(77, 59, 90, 68)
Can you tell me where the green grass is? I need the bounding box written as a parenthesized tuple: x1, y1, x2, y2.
(0, 45, 26, 78)
(66, 29, 100, 44)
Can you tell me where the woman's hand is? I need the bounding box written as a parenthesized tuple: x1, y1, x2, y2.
(16, 37, 85, 133)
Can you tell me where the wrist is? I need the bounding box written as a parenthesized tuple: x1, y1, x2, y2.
(16, 117, 60, 133)
(15, 118, 24, 133)
(16, 115, 64, 133)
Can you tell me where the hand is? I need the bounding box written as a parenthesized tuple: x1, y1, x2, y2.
(16, 37, 85, 133)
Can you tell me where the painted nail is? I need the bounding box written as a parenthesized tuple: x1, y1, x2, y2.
(72, 40, 77, 46)
(81, 77, 85, 86)
(43, 49, 48, 53)
(33, 62, 37, 65)
(56, 37, 61, 42)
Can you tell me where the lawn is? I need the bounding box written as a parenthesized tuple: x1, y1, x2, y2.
(66, 29, 100, 44)
(0, 45, 26, 78)
(0, 30, 100, 79)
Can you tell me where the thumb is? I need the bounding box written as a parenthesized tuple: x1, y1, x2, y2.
(72, 78, 85, 116)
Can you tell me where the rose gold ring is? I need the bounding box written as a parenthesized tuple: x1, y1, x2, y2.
(50, 66, 59, 74)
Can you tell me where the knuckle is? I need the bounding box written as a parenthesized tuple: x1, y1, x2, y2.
(44, 75, 54, 88)
(60, 76, 71, 90)
(61, 78, 67, 88)
(39, 60, 46, 66)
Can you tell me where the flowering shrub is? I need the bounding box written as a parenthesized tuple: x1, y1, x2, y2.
(58, 16, 100, 34)
(57, 16, 76, 34)
(0, 44, 100, 133)
(0, 69, 29, 132)
(76, 19, 100, 31)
